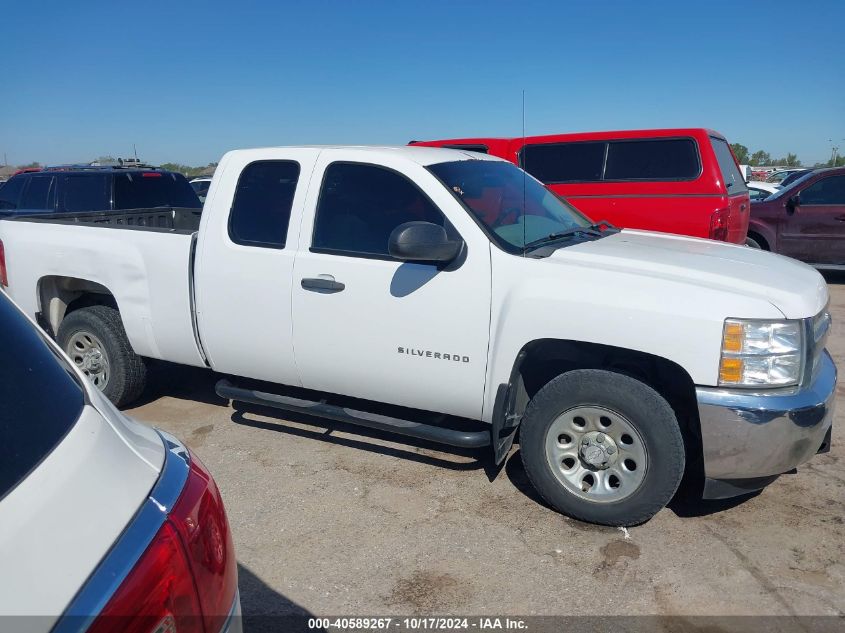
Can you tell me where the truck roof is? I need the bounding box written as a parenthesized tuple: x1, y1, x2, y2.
(223, 145, 503, 167)
(409, 128, 727, 147)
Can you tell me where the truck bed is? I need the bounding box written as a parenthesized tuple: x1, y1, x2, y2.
(0, 209, 206, 368)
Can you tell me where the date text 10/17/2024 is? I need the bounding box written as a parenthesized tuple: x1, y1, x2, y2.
(308, 618, 528, 631)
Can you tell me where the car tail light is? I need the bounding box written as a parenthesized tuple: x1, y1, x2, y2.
(0, 240, 7, 287)
(88, 452, 237, 633)
(709, 207, 730, 241)
(142, 172, 163, 178)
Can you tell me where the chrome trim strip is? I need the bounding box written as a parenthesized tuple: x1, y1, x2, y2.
(51, 431, 190, 633)
(220, 590, 243, 633)
(188, 231, 210, 366)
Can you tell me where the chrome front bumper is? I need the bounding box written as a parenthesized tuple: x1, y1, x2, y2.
(696, 350, 836, 498)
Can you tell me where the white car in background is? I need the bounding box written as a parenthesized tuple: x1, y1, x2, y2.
(747, 180, 780, 201)
(0, 292, 241, 632)
(766, 169, 805, 185)
(190, 177, 213, 202)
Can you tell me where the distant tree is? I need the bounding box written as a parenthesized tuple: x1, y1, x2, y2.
(749, 150, 771, 166)
(159, 162, 218, 179)
(159, 162, 192, 175)
(19, 161, 41, 169)
(730, 143, 749, 164)
(783, 153, 801, 167)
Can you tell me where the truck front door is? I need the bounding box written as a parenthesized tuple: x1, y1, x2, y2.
(291, 154, 492, 420)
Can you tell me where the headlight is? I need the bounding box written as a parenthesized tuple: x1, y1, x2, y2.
(719, 319, 803, 387)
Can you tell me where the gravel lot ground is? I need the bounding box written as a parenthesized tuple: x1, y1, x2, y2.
(126, 276, 845, 621)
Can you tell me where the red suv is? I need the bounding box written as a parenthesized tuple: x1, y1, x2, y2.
(411, 128, 750, 244)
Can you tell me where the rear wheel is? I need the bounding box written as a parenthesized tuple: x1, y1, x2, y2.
(519, 369, 685, 526)
(58, 305, 147, 407)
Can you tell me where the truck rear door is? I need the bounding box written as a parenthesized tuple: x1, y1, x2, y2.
(193, 149, 321, 386)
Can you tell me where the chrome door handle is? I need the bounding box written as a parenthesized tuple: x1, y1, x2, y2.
(301, 277, 345, 293)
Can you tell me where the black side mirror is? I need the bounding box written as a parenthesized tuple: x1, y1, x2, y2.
(388, 221, 464, 264)
(786, 194, 800, 214)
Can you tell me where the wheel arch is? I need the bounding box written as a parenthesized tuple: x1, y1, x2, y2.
(37, 275, 120, 337)
(495, 338, 703, 473)
(746, 220, 775, 252)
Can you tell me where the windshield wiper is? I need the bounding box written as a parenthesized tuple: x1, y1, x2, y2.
(523, 221, 618, 250)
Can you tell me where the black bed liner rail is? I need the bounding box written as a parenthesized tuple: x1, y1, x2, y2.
(11, 207, 202, 233)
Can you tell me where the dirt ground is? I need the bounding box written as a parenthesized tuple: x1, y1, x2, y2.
(126, 276, 845, 620)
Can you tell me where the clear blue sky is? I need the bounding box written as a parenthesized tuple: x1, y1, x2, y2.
(2, 0, 843, 167)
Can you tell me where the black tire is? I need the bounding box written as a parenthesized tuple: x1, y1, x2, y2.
(746, 234, 768, 250)
(57, 305, 147, 407)
(519, 369, 685, 526)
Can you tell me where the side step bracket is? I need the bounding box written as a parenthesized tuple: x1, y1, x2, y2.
(215, 378, 491, 449)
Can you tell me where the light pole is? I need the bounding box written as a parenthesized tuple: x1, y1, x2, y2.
(830, 139, 844, 166)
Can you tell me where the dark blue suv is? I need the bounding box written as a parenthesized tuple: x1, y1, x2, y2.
(0, 166, 202, 217)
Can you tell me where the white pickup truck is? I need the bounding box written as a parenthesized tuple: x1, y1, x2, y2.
(0, 146, 835, 525)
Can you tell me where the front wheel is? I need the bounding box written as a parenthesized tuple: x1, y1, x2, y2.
(519, 369, 685, 526)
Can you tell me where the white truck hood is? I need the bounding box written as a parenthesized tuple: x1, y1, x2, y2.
(551, 229, 828, 319)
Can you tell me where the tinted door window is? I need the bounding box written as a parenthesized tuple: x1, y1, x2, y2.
(113, 172, 202, 210)
(521, 142, 605, 183)
(229, 161, 300, 248)
(801, 176, 845, 205)
(20, 175, 56, 210)
(313, 163, 446, 257)
(0, 295, 84, 500)
(710, 137, 748, 194)
(62, 174, 111, 212)
(0, 175, 27, 210)
(605, 139, 701, 180)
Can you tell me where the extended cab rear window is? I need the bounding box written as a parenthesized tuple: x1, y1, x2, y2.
(0, 296, 84, 500)
(229, 161, 300, 248)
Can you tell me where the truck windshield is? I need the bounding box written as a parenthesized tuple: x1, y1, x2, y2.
(427, 160, 591, 253)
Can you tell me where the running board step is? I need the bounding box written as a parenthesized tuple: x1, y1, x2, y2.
(216, 378, 491, 449)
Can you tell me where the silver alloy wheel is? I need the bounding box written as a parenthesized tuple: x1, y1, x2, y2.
(67, 331, 110, 390)
(545, 406, 648, 503)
